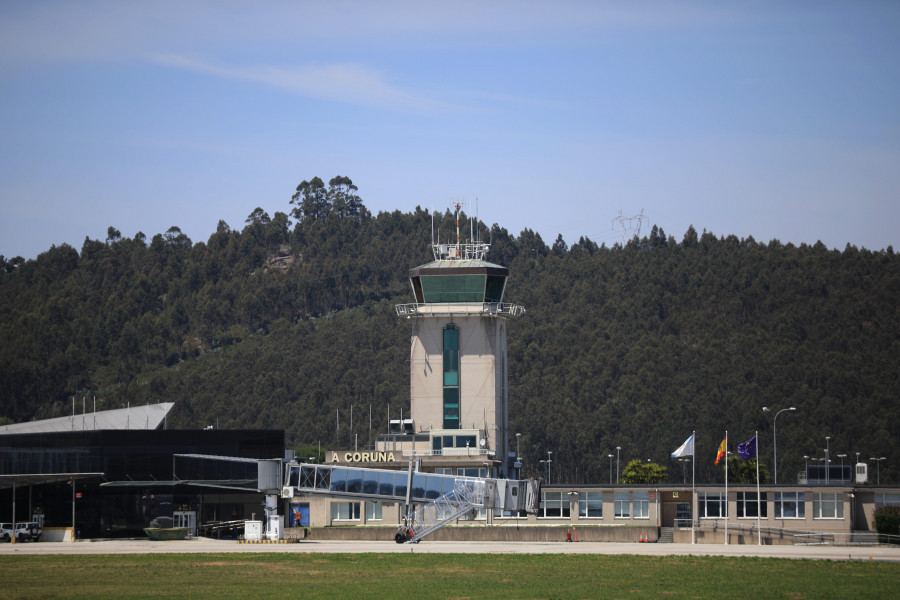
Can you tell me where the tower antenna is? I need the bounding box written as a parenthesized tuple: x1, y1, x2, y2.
(471, 197, 476, 246)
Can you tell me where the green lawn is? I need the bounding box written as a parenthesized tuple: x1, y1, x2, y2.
(0, 553, 896, 599)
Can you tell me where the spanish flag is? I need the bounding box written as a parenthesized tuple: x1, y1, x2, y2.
(714, 435, 727, 465)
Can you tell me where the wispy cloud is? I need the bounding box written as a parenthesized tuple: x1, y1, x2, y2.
(153, 54, 456, 114)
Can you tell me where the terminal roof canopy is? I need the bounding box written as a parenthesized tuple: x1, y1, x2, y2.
(0, 403, 175, 435)
(409, 259, 508, 304)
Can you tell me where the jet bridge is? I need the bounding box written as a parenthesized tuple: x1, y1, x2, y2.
(282, 462, 539, 543)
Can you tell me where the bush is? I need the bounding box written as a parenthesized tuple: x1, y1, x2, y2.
(873, 506, 900, 543)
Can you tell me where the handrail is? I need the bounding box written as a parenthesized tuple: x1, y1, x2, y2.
(405, 448, 496, 457)
(691, 519, 900, 546)
(395, 302, 525, 317)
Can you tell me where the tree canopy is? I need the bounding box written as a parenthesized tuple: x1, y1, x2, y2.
(1, 176, 898, 486)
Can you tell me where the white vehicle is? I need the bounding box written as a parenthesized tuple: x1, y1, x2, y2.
(14, 521, 41, 542)
(0, 523, 13, 542)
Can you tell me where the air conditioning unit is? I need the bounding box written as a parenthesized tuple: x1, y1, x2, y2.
(281, 486, 295, 499)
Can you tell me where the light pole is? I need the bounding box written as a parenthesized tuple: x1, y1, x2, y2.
(539, 452, 553, 484)
(837, 454, 847, 484)
(616, 446, 621, 483)
(679, 458, 691, 484)
(608, 454, 614, 485)
(515, 433, 522, 478)
(870, 457, 886, 485)
(825, 436, 831, 485)
(762, 406, 796, 485)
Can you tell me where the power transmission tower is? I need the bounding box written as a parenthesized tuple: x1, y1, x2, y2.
(612, 209, 649, 243)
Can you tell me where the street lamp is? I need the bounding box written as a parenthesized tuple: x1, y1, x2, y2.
(762, 406, 796, 485)
(539, 452, 552, 484)
(837, 454, 847, 484)
(679, 458, 691, 484)
(870, 457, 886, 485)
(608, 454, 614, 485)
(825, 436, 831, 485)
(515, 433, 522, 478)
(616, 446, 621, 483)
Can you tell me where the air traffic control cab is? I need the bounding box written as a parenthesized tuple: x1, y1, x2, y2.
(395, 206, 525, 478)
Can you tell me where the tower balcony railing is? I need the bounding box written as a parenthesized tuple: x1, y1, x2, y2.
(395, 302, 525, 318)
(404, 448, 497, 458)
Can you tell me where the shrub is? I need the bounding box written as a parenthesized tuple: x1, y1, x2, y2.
(873, 505, 900, 543)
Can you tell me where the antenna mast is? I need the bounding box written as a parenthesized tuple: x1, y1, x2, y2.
(431, 199, 490, 262)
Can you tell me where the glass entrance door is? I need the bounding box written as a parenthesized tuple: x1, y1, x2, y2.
(173, 511, 196, 536)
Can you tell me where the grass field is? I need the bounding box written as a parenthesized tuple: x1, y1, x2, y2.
(0, 553, 896, 599)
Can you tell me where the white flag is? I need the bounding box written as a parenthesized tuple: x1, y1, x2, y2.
(671, 433, 694, 458)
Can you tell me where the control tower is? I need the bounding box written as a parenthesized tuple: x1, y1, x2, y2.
(395, 206, 524, 477)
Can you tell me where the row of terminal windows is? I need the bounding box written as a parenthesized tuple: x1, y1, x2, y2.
(697, 492, 846, 519)
(537, 492, 850, 521)
(435, 467, 488, 478)
(331, 501, 383, 521)
(538, 491, 649, 519)
(431, 435, 478, 450)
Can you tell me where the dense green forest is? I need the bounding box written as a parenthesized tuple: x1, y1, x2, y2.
(2, 175, 898, 485)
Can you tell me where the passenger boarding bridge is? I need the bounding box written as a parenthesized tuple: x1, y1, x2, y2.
(282, 462, 539, 542)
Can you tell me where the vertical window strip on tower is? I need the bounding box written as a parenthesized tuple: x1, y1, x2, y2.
(443, 325, 459, 429)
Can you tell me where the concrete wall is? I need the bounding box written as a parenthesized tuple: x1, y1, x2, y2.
(37, 527, 74, 542)
(297, 525, 658, 543)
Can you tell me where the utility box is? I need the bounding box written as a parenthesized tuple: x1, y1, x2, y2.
(856, 462, 868, 484)
(266, 515, 283, 541)
(244, 520, 263, 541)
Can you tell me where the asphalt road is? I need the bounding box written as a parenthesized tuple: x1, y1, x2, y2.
(2, 538, 899, 561)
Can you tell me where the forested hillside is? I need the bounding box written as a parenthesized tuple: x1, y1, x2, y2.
(2, 176, 898, 485)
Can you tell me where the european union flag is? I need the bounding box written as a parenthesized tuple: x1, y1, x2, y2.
(737, 435, 757, 460)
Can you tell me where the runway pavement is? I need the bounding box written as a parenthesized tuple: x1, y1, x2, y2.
(2, 538, 899, 561)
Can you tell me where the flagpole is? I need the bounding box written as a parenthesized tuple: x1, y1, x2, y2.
(724, 430, 728, 545)
(756, 429, 762, 545)
(691, 430, 695, 544)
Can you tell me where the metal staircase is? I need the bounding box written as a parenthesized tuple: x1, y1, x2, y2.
(399, 478, 486, 543)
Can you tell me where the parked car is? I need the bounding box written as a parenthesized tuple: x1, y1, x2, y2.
(14, 521, 41, 542)
(0, 523, 12, 542)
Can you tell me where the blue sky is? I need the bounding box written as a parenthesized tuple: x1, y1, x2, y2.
(2, 1, 898, 260)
